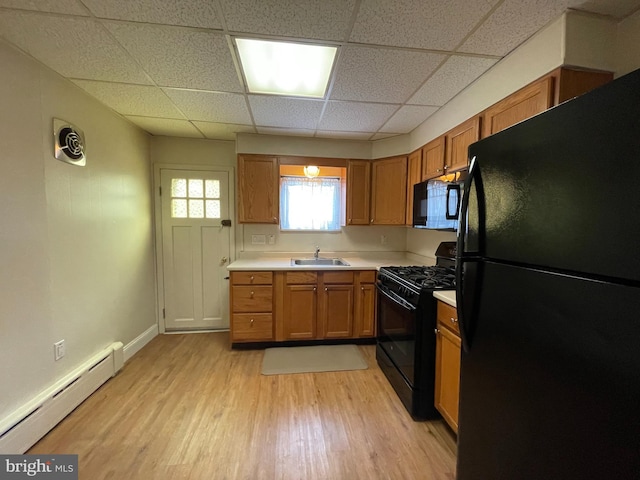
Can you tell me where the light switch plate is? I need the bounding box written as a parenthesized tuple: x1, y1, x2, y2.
(251, 234, 266, 245)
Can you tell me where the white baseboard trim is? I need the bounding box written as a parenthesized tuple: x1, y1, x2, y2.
(123, 324, 158, 363)
(0, 324, 159, 454)
(0, 343, 123, 454)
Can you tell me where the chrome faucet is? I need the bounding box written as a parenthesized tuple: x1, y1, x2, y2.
(314, 246, 320, 259)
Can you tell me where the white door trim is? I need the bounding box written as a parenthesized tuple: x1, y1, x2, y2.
(153, 163, 236, 333)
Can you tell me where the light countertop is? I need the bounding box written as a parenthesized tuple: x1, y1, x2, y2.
(227, 252, 435, 271)
(434, 290, 456, 308)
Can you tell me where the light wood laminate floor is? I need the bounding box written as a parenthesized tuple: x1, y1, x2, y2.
(29, 332, 457, 479)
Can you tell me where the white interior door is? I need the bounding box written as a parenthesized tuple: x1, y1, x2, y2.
(160, 169, 231, 330)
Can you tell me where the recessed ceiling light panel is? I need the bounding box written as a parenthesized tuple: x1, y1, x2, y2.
(236, 38, 337, 98)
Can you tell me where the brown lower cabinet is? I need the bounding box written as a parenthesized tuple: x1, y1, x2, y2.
(230, 269, 376, 343)
(434, 300, 461, 433)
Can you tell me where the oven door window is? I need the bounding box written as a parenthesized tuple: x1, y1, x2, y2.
(377, 287, 416, 384)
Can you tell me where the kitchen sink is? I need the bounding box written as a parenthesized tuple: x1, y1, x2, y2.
(291, 258, 350, 266)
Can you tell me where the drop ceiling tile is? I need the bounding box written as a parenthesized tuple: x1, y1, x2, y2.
(318, 101, 398, 132)
(0, 12, 151, 84)
(571, 0, 640, 18)
(256, 127, 316, 137)
(380, 105, 439, 134)
(315, 130, 374, 140)
(219, 0, 356, 41)
(163, 89, 252, 124)
(330, 46, 446, 103)
(72, 80, 186, 118)
(125, 116, 204, 138)
(81, 0, 222, 29)
(248, 96, 324, 129)
(409, 56, 498, 106)
(350, 0, 499, 50)
(192, 121, 256, 141)
(459, 0, 570, 56)
(105, 22, 242, 92)
(0, 0, 89, 15)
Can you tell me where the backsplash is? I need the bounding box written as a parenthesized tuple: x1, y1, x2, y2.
(406, 228, 456, 259)
(240, 224, 408, 254)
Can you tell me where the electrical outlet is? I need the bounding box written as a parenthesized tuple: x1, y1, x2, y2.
(268, 235, 275, 245)
(54, 340, 65, 361)
(381, 235, 387, 245)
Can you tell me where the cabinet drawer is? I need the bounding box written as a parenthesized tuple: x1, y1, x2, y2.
(231, 271, 273, 285)
(323, 271, 354, 284)
(285, 271, 317, 284)
(232, 314, 273, 341)
(232, 286, 273, 312)
(437, 300, 460, 336)
(358, 270, 376, 283)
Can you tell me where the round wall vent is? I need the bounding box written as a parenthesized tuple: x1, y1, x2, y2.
(53, 118, 86, 166)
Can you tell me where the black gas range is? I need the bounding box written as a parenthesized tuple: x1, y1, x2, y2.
(376, 242, 457, 420)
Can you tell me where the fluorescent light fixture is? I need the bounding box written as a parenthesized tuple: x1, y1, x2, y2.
(236, 38, 337, 98)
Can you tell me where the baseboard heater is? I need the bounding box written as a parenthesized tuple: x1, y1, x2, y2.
(0, 342, 124, 454)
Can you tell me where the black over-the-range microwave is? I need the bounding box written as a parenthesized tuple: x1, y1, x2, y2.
(412, 171, 467, 231)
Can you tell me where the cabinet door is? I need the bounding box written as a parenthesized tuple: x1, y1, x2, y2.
(421, 136, 446, 180)
(445, 117, 480, 173)
(370, 155, 407, 225)
(354, 283, 376, 337)
(482, 78, 553, 138)
(237, 155, 279, 224)
(346, 160, 371, 225)
(231, 313, 273, 342)
(283, 285, 317, 339)
(320, 285, 354, 338)
(435, 322, 461, 433)
(406, 149, 422, 225)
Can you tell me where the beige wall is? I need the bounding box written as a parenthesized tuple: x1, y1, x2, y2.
(616, 9, 640, 76)
(0, 40, 156, 420)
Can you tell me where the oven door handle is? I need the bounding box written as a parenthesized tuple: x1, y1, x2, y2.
(376, 284, 417, 312)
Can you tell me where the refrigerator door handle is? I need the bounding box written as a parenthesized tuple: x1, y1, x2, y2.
(457, 155, 480, 352)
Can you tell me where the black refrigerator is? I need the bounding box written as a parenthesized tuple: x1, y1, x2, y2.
(456, 67, 640, 480)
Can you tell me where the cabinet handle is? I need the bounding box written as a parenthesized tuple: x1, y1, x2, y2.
(370, 218, 373, 223)
(325, 287, 328, 291)
(250, 275, 254, 282)
(434, 328, 439, 335)
(313, 287, 317, 292)
(361, 287, 364, 291)
(250, 291, 254, 298)
(273, 217, 278, 223)
(349, 219, 352, 223)
(250, 318, 254, 326)
(450, 317, 458, 324)
(444, 165, 450, 170)
(436, 168, 442, 173)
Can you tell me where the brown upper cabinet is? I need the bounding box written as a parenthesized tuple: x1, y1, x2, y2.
(421, 136, 446, 180)
(406, 149, 423, 225)
(346, 160, 371, 225)
(371, 155, 408, 225)
(482, 67, 613, 138)
(482, 77, 553, 137)
(445, 116, 480, 173)
(237, 155, 279, 224)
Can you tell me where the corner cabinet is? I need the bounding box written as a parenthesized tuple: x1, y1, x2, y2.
(434, 300, 461, 433)
(406, 149, 422, 225)
(237, 155, 279, 224)
(346, 160, 371, 225)
(371, 155, 407, 225)
(354, 271, 377, 337)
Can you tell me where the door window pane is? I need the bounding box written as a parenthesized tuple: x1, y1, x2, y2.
(205, 180, 220, 199)
(188, 179, 204, 198)
(171, 178, 187, 197)
(171, 199, 188, 218)
(189, 199, 204, 218)
(206, 200, 221, 219)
